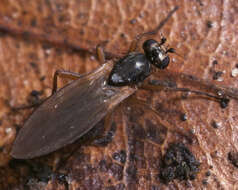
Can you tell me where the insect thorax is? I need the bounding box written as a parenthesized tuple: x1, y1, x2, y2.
(108, 53, 151, 86)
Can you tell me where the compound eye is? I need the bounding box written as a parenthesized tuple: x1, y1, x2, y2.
(154, 56, 170, 69)
(160, 56, 170, 69)
(143, 39, 158, 54)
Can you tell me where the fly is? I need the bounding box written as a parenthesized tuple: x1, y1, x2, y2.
(11, 6, 238, 159)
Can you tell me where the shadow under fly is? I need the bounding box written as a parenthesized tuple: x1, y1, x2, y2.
(11, 6, 238, 159)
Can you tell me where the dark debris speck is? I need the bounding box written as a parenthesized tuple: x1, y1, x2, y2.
(40, 76, 46, 81)
(228, 151, 238, 168)
(29, 61, 38, 69)
(42, 44, 52, 50)
(130, 19, 137, 24)
(54, 172, 68, 186)
(120, 33, 125, 38)
(202, 179, 208, 185)
(211, 120, 220, 129)
(112, 150, 127, 164)
(30, 18, 37, 27)
(30, 90, 41, 97)
(196, 0, 204, 6)
(212, 60, 218, 65)
(180, 113, 187, 121)
(212, 71, 223, 80)
(206, 20, 213, 28)
(205, 171, 211, 177)
(159, 143, 200, 183)
(220, 98, 230, 109)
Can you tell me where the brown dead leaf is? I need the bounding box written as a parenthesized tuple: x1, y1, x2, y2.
(0, 0, 238, 189)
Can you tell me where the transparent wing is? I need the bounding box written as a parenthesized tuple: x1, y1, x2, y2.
(11, 62, 135, 159)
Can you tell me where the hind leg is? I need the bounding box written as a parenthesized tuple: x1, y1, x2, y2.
(140, 82, 229, 109)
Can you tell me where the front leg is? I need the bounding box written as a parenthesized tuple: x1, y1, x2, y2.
(128, 6, 179, 53)
(52, 41, 108, 94)
(52, 70, 83, 94)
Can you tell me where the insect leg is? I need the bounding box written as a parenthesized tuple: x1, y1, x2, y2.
(96, 44, 106, 65)
(167, 87, 229, 108)
(11, 71, 83, 110)
(141, 83, 229, 108)
(128, 6, 179, 52)
(10, 101, 43, 110)
(52, 70, 83, 94)
(92, 112, 115, 146)
(128, 38, 139, 52)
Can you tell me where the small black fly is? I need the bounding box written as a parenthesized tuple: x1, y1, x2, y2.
(11, 6, 238, 159)
(11, 36, 176, 159)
